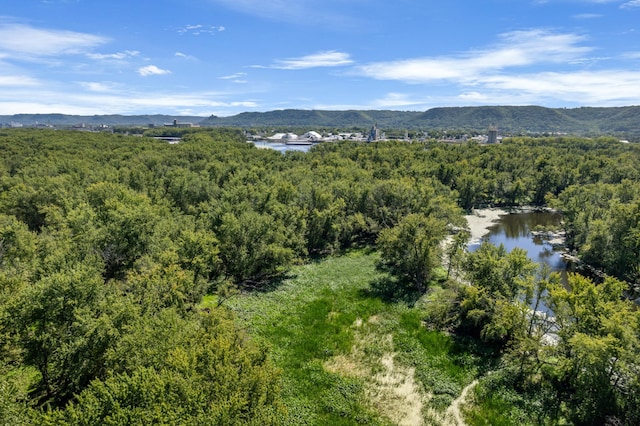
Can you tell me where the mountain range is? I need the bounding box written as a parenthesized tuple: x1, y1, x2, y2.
(2, 106, 639, 136)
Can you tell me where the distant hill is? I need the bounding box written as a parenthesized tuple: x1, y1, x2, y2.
(202, 109, 423, 129)
(0, 114, 205, 127)
(2, 106, 639, 136)
(201, 106, 640, 136)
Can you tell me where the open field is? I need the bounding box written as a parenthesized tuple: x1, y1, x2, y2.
(203, 251, 491, 425)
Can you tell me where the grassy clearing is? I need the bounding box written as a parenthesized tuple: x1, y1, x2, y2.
(204, 250, 487, 425)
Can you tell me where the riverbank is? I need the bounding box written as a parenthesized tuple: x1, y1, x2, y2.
(464, 208, 510, 244)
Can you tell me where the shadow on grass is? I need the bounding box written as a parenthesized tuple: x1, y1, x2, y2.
(448, 334, 503, 375)
(238, 271, 299, 294)
(362, 276, 425, 306)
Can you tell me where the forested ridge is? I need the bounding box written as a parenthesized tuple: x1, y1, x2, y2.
(4, 105, 640, 138)
(1, 129, 639, 424)
(202, 106, 640, 137)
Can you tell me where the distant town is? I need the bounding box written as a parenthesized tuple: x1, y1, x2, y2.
(1, 105, 638, 141)
(248, 124, 502, 145)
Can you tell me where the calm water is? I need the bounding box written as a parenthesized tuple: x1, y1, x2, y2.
(469, 211, 569, 312)
(470, 211, 567, 271)
(251, 141, 314, 153)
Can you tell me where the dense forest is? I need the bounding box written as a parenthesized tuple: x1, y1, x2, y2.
(1, 129, 639, 424)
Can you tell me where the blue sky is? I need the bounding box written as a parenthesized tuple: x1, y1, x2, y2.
(1, 0, 639, 116)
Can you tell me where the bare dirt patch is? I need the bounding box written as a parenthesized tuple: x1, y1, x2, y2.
(442, 379, 478, 426)
(324, 320, 428, 425)
(324, 319, 479, 426)
(367, 353, 428, 426)
(465, 208, 509, 244)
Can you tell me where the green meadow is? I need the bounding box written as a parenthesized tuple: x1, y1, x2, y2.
(203, 251, 491, 425)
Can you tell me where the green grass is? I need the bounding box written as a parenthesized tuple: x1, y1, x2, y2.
(209, 251, 485, 425)
(464, 379, 540, 426)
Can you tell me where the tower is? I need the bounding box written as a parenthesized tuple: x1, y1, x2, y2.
(367, 123, 380, 142)
(488, 125, 498, 144)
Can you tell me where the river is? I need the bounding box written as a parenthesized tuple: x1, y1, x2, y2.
(468, 210, 571, 283)
(250, 140, 314, 153)
(468, 210, 570, 313)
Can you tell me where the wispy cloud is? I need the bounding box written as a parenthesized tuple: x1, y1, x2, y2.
(553, 0, 640, 7)
(349, 28, 640, 107)
(260, 51, 353, 70)
(175, 52, 198, 60)
(219, 72, 248, 83)
(220, 72, 247, 80)
(314, 92, 436, 111)
(0, 75, 41, 87)
(77, 81, 121, 92)
(0, 23, 107, 57)
(621, 0, 640, 8)
(370, 93, 430, 108)
(0, 84, 259, 116)
(357, 30, 590, 83)
(573, 13, 603, 19)
(87, 50, 140, 60)
(176, 24, 225, 35)
(208, 0, 359, 27)
(477, 70, 640, 104)
(138, 65, 171, 76)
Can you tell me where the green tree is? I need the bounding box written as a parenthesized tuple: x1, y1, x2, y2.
(5, 266, 134, 406)
(41, 309, 283, 425)
(175, 228, 221, 286)
(217, 210, 295, 285)
(456, 243, 537, 343)
(540, 274, 640, 424)
(376, 213, 447, 292)
(446, 229, 470, 279)
(87, 182, 161, 280)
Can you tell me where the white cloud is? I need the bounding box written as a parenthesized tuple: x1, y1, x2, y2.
(0, 85, 258, 115)
(77, 81, 120, 92)
(219, 72, 247, 79)
(370, 93, 428, 108)
(477, 70, 640, 104)
(219, 73, 248, 83)
(621, 0, 640, 7)
(138, 65, 171, 76)
(263, 51, 353, 70)
(0, 23, 107, 57)
(357, 30, 590, 83)
(175, 52, 198, 61)
(87, 50, 140, 60)
(177, 24, 225, 35)
(573, 13, 603, 19)
(0, 75, 40, 86)
(348, 28, 640, 108)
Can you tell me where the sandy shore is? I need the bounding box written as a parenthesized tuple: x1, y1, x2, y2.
(464, 208, 510, 244)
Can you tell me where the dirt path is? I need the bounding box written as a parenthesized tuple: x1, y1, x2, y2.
(368, 353, 427, 426)
(324, 317, 484, 426)
(442, 379, 478, 426)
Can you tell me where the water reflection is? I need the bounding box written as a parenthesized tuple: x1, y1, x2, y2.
(469, 211, 569, 279)
(468, 211, 569, 313)
(250, 141, 314, 153)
